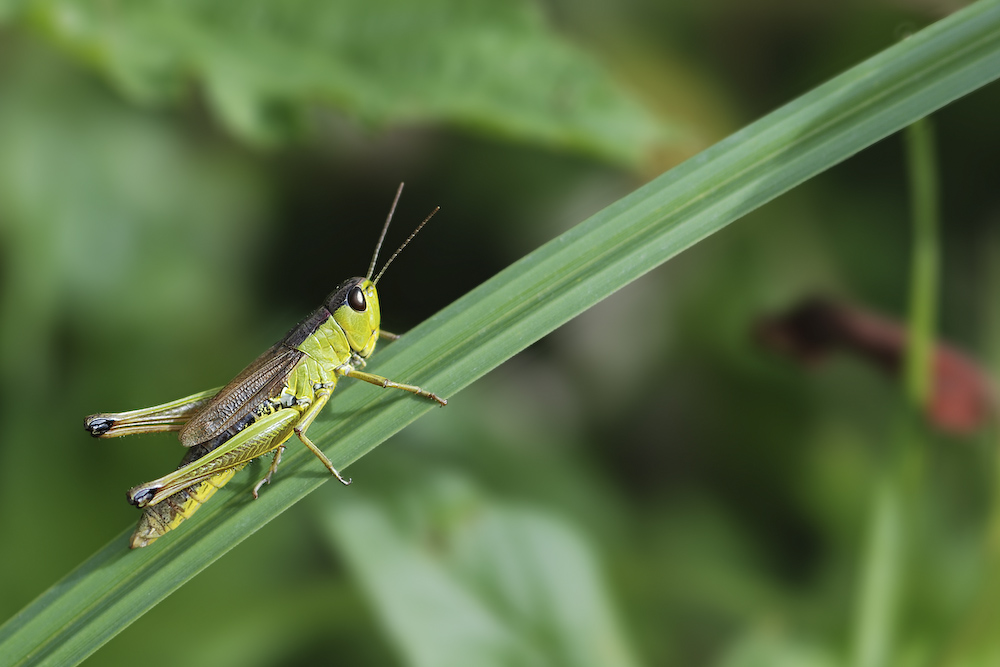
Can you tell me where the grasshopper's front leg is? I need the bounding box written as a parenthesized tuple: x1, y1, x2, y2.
(339, 367, 448, 406)
(85, 387, 222, 438)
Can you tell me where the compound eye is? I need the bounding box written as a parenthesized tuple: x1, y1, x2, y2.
(348, 286, 367, 312)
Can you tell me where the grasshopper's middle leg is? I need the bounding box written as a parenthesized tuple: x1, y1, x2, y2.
(85, 387, 222, 438)
(293, 387, 352, 486)
(249, 387, 351, 496)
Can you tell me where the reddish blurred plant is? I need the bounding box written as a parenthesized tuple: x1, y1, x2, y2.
(756, 297, 995, 434)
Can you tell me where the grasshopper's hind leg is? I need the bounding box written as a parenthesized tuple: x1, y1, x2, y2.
(129, 408, 300, 507)
(253, 445, 286, 498)
(85, 387, 222, 438)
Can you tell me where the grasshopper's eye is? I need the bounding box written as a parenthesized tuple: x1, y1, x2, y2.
(348, 286, 366, 312)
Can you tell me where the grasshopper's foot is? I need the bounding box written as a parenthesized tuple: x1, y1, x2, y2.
(253, 445, 286, 499)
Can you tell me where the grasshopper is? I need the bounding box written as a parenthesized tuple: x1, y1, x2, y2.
(85, 184, 446, 548)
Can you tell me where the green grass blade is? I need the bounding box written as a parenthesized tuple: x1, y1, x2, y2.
(849, 118, 943, 667)
(1, 1, 999, 665)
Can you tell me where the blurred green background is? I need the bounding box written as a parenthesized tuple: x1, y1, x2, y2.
(1, 1, 999, 665)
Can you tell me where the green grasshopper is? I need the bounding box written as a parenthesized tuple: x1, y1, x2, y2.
(85, 184, 446, 548)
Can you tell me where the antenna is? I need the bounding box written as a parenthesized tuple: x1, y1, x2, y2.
(373, 205, 440, 285)
(366, 182, 405, 280)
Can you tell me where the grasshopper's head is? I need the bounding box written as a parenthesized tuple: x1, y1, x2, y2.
(332, 183, 436, 360)
(328, 277, 381, 358)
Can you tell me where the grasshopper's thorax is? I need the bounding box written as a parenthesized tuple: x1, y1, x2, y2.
(295, 319, 353, 375)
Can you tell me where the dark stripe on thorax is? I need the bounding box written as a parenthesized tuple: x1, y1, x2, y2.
(281, 305, 333, 348)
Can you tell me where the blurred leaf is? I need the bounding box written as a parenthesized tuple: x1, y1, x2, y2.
(0, 45, 266, 359)
(16, 0, 667, 164)
(0, 2, 17, 22)
(320, 475, 638, 667)
(1, 1, 999, 665)
(850, 480, 904, 667)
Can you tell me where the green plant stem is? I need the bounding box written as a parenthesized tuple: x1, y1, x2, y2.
(851, 115, 942, 667)
(904, 118, 940, 407)
(851, 480, 904, 667)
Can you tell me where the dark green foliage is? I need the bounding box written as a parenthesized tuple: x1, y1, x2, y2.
(0, 1, 999, 666)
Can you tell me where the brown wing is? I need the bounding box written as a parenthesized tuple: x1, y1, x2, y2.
(178, 343, 304, 447)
